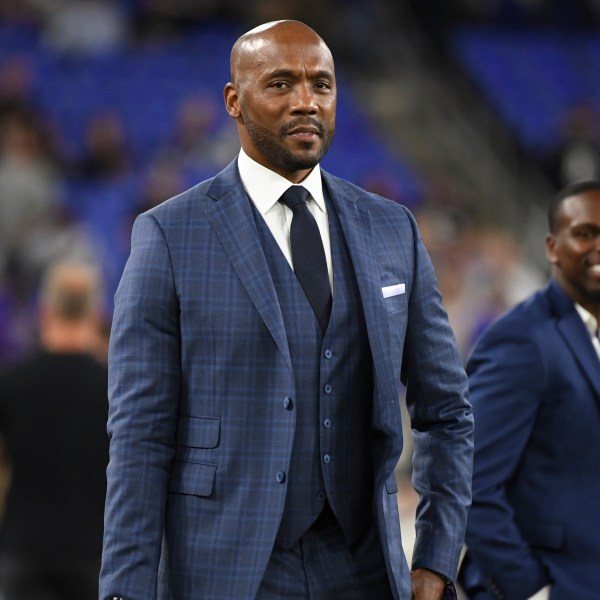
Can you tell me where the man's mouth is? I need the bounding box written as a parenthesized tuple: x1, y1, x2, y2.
(284, 118, 324, 141)
(286, 126, 321, 140)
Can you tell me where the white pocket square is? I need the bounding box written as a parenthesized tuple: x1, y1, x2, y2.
(381, 283, 405, 298)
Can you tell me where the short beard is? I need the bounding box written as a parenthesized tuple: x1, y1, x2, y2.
(244, 116, 334, 172)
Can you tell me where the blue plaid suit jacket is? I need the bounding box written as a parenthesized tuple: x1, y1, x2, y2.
(100, 160, 473, 600)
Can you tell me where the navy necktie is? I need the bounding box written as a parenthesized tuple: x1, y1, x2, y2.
(280, 185, 331, 332)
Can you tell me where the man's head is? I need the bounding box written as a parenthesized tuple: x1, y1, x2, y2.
(38, 258, 104, 354)
(546, 180, 600, 316)
(224, 20, 336, 183)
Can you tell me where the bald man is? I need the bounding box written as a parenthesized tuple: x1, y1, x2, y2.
(100, 21, 472, 600)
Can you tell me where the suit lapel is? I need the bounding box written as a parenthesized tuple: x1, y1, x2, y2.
(324, 173, 398, 403)
(549, 281, 600, 400)
(205, 163, 292, 372)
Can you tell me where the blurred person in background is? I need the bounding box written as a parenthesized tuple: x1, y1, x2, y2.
(458, 180, 600, 600)
(0, 103, 75, 357)
(32, 0, 129, 56)
(0, 106, 63, 269)
(76, 111, 132, 181)
(545, 102, 600, 190)
(0, 55, 35, 120)
(159, 93, 239, 179)
(0, 258, 109, 600)
(100, 19, 473, 600)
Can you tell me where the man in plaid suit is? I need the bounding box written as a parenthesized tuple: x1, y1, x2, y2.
(100, 20, 473, 600)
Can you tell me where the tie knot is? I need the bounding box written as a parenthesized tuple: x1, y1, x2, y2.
(280, 186, 310, 211)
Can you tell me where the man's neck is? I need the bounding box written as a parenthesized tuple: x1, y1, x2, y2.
(40, 320, 98, 354)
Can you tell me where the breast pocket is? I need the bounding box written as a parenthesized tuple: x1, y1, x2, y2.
(382, 283, 408, 314)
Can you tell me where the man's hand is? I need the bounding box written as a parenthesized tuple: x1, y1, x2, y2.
(411, 568, 446, 600)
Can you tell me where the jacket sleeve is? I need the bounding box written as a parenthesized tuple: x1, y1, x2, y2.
(400, 207, 474, 583)
(99, 212, 180, 600)
(464, 320, 550, 599)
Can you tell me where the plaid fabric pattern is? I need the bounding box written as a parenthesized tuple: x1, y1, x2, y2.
(257, 506, 393, 599)
(252, 191, 375, 550)
(252, 200, 326, 546)
(100, 161, 472, 600)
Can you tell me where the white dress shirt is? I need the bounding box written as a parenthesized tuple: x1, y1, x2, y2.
(526, 585, 550, 600)
(237, 149, 333, 290)
(575, 303, 600, 360)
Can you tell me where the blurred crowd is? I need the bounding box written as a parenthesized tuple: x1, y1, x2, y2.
(0, 0, 555, 369)
(409, 0, 600, 32)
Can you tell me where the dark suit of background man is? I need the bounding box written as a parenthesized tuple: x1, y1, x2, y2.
(100, 20, 473, 600)
(459, 180, 600, 600)
(0, 259, 109, 600)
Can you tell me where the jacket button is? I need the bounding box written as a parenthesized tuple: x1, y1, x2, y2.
(316, 491, 326, 501)
(283, 396, 293, 410)
(276, 471, 286, 483)
(323, 418, 331, 428)
(323, 384, 332, 394)
(323, 454, 331, 464)
(324, 349, 333, 359)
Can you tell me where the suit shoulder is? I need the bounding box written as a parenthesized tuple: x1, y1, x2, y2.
(323, 172, 413, 220)
(146, 177, 214, 220)
(0, 352, 42, 383)
(143, 160, 239, 225)
(478, 286, 552, 342)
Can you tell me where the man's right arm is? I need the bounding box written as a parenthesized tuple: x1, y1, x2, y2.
(100, 213, 180, 600)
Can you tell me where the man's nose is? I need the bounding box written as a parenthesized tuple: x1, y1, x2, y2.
(290, 83, 318, 114)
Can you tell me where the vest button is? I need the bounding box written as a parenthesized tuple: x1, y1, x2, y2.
(323, 384, 332, 394)
(283, 396, 293, 410)
(323, 454, 331, 464)
(323, 418, 331, 428)
(324, 349, 333, 359)
(276, 471, 286, 483)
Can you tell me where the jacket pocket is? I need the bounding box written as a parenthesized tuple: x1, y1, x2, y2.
(177, 415, 220, 448)
(383, 291, 408, 314)
(169, 460, 216, 497)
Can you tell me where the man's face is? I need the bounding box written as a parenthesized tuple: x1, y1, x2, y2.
(546, 190, 600, 311)
(225, 24, 336, 182)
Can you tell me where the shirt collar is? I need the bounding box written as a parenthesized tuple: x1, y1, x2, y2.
(575, 303, 599, 339)
(237, 148, 326, 215)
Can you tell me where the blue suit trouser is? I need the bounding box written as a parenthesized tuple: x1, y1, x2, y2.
(256, 504, 394, 599)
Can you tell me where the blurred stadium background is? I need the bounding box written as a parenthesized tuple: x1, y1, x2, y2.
(3, 0, 600, 363)
(0, 2, 599, 585)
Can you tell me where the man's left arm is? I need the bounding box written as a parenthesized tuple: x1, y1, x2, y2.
(400, 207, 474, 589)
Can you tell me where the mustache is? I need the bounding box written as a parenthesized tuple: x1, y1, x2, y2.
(281, 118, 326, 137)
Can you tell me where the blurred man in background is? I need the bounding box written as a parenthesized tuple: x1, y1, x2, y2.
(0, 258, 109, 600)
(459, 180, 600, 600)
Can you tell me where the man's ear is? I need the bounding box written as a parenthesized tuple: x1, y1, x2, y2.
(224, 82, 241, 120)
(545, 233, 558, 264)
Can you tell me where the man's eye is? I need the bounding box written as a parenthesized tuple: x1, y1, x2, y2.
(574, 230, 597, 239)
